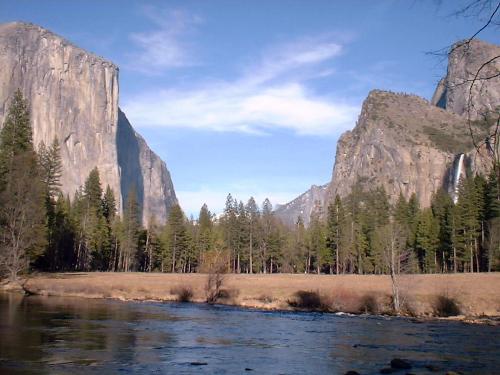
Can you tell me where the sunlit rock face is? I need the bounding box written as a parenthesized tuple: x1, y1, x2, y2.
(432, 39, 500, 119)
(274, 184, 328, 227)
(0, 22, 177, 224)
(277, 39, 499, 225)
(325, 90, 474, 208)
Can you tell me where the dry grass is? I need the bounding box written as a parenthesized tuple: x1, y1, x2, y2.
(22, 272, 500, 317)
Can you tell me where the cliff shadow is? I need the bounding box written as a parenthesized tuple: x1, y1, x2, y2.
(117, 108, 144, 221)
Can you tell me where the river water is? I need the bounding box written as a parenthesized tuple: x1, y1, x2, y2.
(0, 293, 498, 374)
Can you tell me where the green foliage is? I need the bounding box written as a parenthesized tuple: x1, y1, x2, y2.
(0, 90, 45, 279)
(1, 88, 497, 277)
(423, 125, 473, 154)
(414, 208, 440, 272)
(162, 204, 189, 272)
(0, 90, 33, 175)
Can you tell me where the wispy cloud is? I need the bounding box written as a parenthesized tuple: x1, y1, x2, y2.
(243, 35, 343, 85)
(127, 7, 201, 73)
(123, 34, 359, 135)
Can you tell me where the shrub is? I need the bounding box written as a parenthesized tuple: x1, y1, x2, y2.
(171, 286, 194, 302)
(433, 295, 461, 317)
(359, 294, 379, 314)
(205, 267, 225, 304)
(288, 290, 331, 311)
(330, 288, 361, 313)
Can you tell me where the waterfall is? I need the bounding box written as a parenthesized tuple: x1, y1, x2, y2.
(452, 153, 465, 204)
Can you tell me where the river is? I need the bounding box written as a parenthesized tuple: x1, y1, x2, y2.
(0, 293, 498, 374)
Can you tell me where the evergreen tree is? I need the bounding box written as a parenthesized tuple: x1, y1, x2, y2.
(245, 197, 259, 273)
(102, 185, 117, 222)
(38, 138, 63, 270)
(485, 169, 500, 271)
(414, 208, 440, 272)
(454, 177, 482, 272)
(197, 203, 214, 268)
(39, 138, 62, 197)
(326, 195, 343, 274)
(261, 198, 273, 273)
(308, 211, 327, 273)
(235, 201, 248, 273)
(0, 90, 46, 279)
(0, 89, 33, 189)
(431, 189, 454, 272)
(120, 188, 140, 271)
(222, 193, 239, 271)
(163, 204, 188, 272)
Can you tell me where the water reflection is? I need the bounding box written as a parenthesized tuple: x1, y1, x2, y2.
(0, 293, 499, 374)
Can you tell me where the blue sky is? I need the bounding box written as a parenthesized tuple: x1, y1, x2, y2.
(1, 1, 499, 216)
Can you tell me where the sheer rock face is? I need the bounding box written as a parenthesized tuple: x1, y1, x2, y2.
(432, 39, 500, 119)
(274, 184, 328, 227)
(325, 90, 475, 207)
(0, 22, 177, 224)
(276, 39, 498, 226)
(117, 110, 177, 224)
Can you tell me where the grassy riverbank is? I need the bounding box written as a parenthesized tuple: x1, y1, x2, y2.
(18, 272, 500, 319)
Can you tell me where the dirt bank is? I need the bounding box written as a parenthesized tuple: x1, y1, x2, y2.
(21, 272, 500, 319)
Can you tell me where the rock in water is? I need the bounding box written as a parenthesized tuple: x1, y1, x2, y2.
(390, 358, 411, 369)
(0, 22, 177, 224)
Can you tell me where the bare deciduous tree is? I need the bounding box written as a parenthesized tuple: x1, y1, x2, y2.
(373, 222, 413, 314)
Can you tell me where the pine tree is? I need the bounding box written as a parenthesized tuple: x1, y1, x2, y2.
(0, 90, 46, 280)
(245, 197, 259, 274)
(431, 189, 454, 272)
(39, 138, 62, 197)
(484, 169, 500, 271)
(102, 185, 117, 222)
(308, 211, 327, 273)
(197, 203, 214, 269)
(235, 201, 248, 273)
(414, 208, 440, 273)
(38, 138, 63, 270)
(74, 167, 106, 270)
(0, 89, 33, 189)
(261, 198, 273, 273)
(164, 204, 188, 272)
(454, 177, 482, 272)
(84, 167, 104, 213)
(326, 195, 343, 274)
(120, 188, 140, 271)
(222, 193, 238, 271)
(407, 193, 420, 252)
(52, 193, 76, 270)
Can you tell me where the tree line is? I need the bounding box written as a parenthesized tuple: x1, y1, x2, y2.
(0, 91, 499, 280)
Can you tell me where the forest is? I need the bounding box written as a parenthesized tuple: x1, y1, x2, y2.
(0, 91, 499, 280)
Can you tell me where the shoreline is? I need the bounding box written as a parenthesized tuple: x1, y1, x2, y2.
(5, 272, 500, 324)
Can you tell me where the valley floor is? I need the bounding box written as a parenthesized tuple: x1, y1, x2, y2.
(18, 272, 500, 320)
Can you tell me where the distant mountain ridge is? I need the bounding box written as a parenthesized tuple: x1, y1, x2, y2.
(274, 184, 328, 227)
(0, 21, 177, 224)
(276, 39, 499, 226)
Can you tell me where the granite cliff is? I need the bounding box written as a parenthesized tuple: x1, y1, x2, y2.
(325, 90, 485, 207)
(274, 184, 328, 227)
(432, 39, 500, 119)
(277, 38, 498, 225)
(0, 22, 177, 224)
